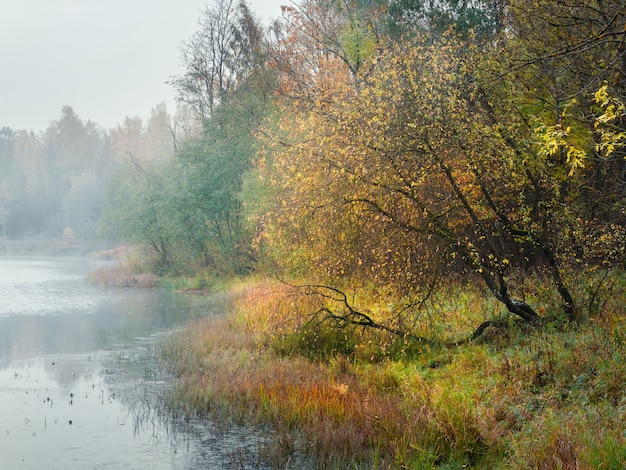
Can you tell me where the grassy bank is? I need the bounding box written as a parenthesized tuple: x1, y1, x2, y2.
(162, 277, 626, 469)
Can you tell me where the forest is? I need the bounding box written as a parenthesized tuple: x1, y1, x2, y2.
(3, 0, 626, 467)
(97, 0, 626, 333)
(0, 104, 174, 240)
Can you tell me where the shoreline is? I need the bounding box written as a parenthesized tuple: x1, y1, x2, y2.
(162, 277, 626, 469)
(0, 237, 119, 257)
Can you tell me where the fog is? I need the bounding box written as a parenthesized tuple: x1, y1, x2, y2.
(0, 0, 282, 242)
(0, 105, 167, 240)
(0, 0, 282, 133)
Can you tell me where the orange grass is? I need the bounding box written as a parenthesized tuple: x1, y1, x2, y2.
(164, 290, 495, 467)
(163, 275, 626, 469)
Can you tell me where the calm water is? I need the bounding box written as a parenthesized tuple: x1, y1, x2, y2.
(0, 256, 269, 469)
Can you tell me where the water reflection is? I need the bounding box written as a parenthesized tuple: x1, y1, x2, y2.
(0, 256, 270, 469)
(0, 256, 217, 365)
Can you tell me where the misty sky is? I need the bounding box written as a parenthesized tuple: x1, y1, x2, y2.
(0, 0, 283, 133)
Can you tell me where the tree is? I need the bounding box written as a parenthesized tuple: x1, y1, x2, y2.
(110, 104, 175, 166)
(42, 106, 113, 237)
(501, 0, 626, 232)
(386, 0, 505, 40)
(101, 95, 263, 275)
(258, 9, 625, 340)
(4, 130, 52, 236)
(268, 0, 385, 104)
(171, 0, 266, 121)
(100, 0, 272, 274)
(0, 127, 14, 237)
(263, 38, 533, 323)
(170, 104, 256, 274)
(100, 158, 179, 272)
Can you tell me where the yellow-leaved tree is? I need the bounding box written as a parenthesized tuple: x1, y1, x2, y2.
(252, 0, 626, 339)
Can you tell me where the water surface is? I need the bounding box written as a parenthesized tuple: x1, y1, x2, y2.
(0, 256, 268, 469)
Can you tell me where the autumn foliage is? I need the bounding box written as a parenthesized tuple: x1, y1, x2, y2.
(93, 0, 625, 335)
(248, 0, 626, 334)
(155, 1, 626, 467)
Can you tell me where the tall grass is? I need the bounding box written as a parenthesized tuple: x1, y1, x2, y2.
(87, 245, 158, 288)
(162, 273, 626, 468)
(87, 267, 158, 287)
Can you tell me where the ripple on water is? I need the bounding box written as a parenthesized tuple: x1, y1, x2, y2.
(0, 256, 275, 469)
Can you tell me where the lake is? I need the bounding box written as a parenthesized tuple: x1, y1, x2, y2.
(0, 256, 269, 469)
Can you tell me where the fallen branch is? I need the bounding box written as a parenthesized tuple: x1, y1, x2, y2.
(277, 278, 530, 351)
(278, 279, 435, 345)
(448, 319, 510, 347)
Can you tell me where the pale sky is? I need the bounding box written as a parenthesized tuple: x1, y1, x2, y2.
(0, 0, 284, 133)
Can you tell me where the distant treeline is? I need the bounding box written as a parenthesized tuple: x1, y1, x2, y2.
(0, 103, 174, 240)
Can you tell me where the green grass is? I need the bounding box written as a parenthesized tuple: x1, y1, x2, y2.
(162, 274, 626, 469)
